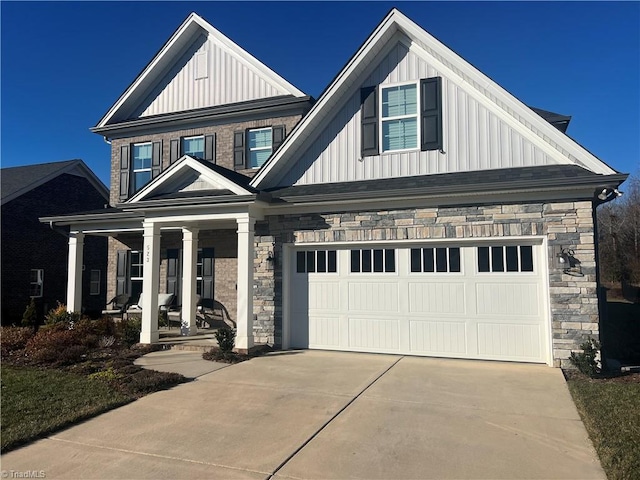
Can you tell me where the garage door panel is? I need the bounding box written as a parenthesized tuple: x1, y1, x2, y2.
(308, 281, 340, 310)
(410, 320, 467, 354)
(409, 282, 466, 314)
(348, 282, 399, 312)
(348, 318, 399, 351)
(475, 283, 540, 316)
(308, 315, 341, 347)
(477, 323, 542, 359)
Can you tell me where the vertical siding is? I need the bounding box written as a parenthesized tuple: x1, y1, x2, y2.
(282, 41, 559, 186)
(135, 33, 288, 118)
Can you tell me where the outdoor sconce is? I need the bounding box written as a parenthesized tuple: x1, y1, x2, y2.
(266, 242, 276, 270)
(556, 247, 584, 277)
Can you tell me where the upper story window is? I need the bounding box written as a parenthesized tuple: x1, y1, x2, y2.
(233, 125, 285, 170)
(132, 142, 152, 192)
(381, 84, 418, 152)
(182, 135, 204, 158)
(360, 77, 442, 157)
(248, 128, 273, 168)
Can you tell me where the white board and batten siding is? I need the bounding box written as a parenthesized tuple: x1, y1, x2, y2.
(280, 39, 566, 187)
(133, 33, 293, 119)
(289, 241, 551, 364)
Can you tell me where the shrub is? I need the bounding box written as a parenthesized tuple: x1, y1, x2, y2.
(21, 298, 38, 328)
(88, 367, 120, 383)
(98, 335, 116, 348)
(44, 303, 81, 326)
(215, 328, 236, 353)
(1, 327, 34, 358)
(570, 338, 601, 377)
(24, 328, 88, 366)
(118, 369, 185, 396)
(117, 317, 141, 347)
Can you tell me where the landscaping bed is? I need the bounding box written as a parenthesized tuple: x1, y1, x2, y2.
(565, 370, 640, 480)
(1, 316, 188, 453)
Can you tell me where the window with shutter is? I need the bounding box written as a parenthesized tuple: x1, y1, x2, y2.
(361, 77, 442, 156)
(235, 126, 284, 169)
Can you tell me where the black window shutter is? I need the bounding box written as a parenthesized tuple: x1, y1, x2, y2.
(272, 125, 285, 152)
(119, 145, 130, 201)
(116, 250, 128, 295)
(151, 141, 162, 178)
(201, 248, 215, 300)
(204, 134, 216, 163)
(361, 86, 378, 157)
(233, 131, 245, 168)
(420, 77, 443, 151)
(170, 139, 180, 164)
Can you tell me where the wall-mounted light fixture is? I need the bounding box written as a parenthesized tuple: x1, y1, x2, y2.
(596, 187, 623, 203)
(266, 242, 276, 270)
(555, 247, 584, 277)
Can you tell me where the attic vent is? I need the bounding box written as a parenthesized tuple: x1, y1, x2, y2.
(195, 51, 208, 80)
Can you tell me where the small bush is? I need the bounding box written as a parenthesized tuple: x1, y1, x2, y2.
(570, 338, 601, 377)
(24, 328, 88, 366)
(21, 298, 38, 328)
(1, 327, 34, 358)
(44, 303, 81, 326)
(215, 327, 236, 353)
(117, 317, 141, 347)
(118, 369, 185, 396)
(88, 367, 120, 383)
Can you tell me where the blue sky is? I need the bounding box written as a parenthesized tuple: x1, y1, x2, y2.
(1, 1, 638, 187)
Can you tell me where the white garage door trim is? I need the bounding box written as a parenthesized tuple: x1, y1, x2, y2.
(282, 237, 552, 365)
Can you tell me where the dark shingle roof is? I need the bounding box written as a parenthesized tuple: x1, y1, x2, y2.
(530, 107, 572, 133)
(1, 159, 81, 201)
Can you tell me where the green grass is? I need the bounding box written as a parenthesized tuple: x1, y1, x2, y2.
(567, 374, 640, 480)
(1, 366, 132, 452)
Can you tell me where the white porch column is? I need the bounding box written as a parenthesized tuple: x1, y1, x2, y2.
(181, 227, 199, 336)
(140, 222, 161, 344)
(236, 216, 255, 350)
(66, 231, 84, 313)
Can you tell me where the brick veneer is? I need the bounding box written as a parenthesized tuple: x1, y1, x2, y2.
(108, 115, 303, 205)
(256, 200, 599, 367)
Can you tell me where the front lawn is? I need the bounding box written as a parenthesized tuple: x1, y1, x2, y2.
(1, 366, 131, 451)
(566, 372, 640, 480)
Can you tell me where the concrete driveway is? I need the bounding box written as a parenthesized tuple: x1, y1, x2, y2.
(1, 351, 604, 479)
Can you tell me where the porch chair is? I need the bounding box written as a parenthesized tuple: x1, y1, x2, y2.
(101, 294, 130, 320)
(125, 292, 174, 321)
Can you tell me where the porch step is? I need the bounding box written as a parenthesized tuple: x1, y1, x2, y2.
(166, 342, 217, 352)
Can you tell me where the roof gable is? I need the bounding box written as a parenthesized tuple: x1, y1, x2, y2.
(1, 160, 109, 205)
(251, 9, 617, 189)
(96, 13, 305, 128)
(126, 156, 253, 203)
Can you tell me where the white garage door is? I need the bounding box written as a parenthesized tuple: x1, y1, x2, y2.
(289, 242, 549, 363)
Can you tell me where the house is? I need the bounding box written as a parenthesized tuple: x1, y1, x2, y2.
(2, 160, 109, 323)
(41, 10, 627, 367)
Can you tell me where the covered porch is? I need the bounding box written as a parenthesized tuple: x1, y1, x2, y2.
(62, 208, 260, 350)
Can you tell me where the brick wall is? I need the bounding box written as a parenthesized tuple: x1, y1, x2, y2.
(1, 174, 108, 323)
(258, 200, 598, 366)
(108, 115, 303, 205)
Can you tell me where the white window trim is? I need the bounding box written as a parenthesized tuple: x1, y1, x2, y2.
(130, 251, 144, 282)
(132, 142, 153, 191)
(248, 127, 273, 168)
(182, 135, 205, 158)
(30, 269, 44, 298)
(379, 81, 420, 154)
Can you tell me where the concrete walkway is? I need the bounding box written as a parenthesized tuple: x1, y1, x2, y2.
(1, 351, 605, 479)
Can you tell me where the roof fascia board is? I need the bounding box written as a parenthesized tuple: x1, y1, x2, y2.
(271, 172, 628, 206)
(122, 194, 259, 210)
(392, 10, 617, 175)
(251, 8, 616, 188)
(127, 155, 252, 203)
(250, 10, 399, 188)
(96, 13, 305, 129)
(266, 186, 606, 217)
(92, 96, 313, 137)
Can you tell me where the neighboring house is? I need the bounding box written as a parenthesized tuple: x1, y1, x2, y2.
(42, 10, 627, 367)
(2, 160, 109, 323)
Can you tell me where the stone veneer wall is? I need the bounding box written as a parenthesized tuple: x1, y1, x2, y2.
(256, 200, 598, 367)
